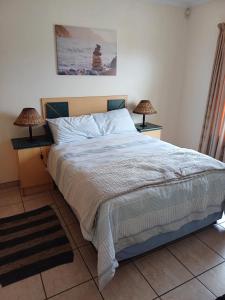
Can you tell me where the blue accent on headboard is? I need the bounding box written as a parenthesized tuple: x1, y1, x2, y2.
(107, 99, 126, 111)
(46, 102, 69, 119)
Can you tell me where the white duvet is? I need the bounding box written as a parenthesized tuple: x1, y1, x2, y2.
(48, 132, 225, 289)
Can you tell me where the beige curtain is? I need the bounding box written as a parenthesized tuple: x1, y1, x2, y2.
(199, 23, 225, 162)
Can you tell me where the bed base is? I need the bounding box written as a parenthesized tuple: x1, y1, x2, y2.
(116, 211, 222, 261)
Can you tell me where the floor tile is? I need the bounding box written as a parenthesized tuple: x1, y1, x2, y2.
(0, 186, 21, 207)
(161, 279, 214, 300)
(41, 250, 91, 297)
(23, 194, 54, 211)
(168, 235, 223, 275)
(0, 203, 24, 218)
(50, 280, 102, 300)
(68, 220, 89, 247)
(64, 224, 77, 249)
(99, 263, 157, 300)
(50, 200, 85, 249)
(198, 262, 225, 297)
(22, 190, 53, 202)
(196, 224, 225, 258)
(134, 248, 193, 295)
(51, 190, 67, 208)
(80, 244, 98, 277)
(0, 181, 19, 190)
(0, 275, 45, 300)
(52, 204, 66, 224)
(50, 205, 77, 249)
(59, 205, 77, 225)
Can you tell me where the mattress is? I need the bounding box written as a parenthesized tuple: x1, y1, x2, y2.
(47, 132, 225, 289)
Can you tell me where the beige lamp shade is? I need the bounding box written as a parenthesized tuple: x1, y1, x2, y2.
(14, 108, 44, 127)
(133, 100, 157, 115)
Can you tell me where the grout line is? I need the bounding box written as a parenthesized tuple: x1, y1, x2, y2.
(40, 273, 48, 300)
(50, 199, 103, 298)
(90, 276, 105, 300)
(159, 277, 195, 298)
(195, 260, 225, 278)
(0, 201, 23, 209)
(46, 279, 93, 299)
(0, 181, 19, 190)
(78, 247, 105, 300)
(24, 190, 94, 299)
(193, 230, 225, 260)
(53, 192, 104, 298)
(21, 193, 25, 212)
(132, 261, 160, 298)
(134, 246, 197, 298)
(166, 244, 195, 276)
(0, 187, 25, 210)
(158, 275, 216, 298)
(165, 246, 224, 298)
(167, 243, 225, 278)
(195, 277, 217, 298)
(50, 192, 104, 299)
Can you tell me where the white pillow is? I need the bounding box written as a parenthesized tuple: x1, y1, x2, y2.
(93, 108, 136, 135)
(47, 115, 101, 144)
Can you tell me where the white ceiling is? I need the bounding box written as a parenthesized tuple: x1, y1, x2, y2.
(150, 0, 210, 7)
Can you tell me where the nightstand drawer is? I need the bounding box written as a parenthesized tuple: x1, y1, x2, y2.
(143, 129, 161, 139)
(17, 146, 52, 190)
(11, 135, 53, 196)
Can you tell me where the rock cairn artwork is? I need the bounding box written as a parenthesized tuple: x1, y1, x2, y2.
(92, 44, 103, 72)
(55, 25, 117, 76)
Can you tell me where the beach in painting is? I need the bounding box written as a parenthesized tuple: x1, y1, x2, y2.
(55, 25, 117, 75)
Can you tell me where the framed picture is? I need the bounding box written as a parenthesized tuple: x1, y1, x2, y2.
(55, 25, 117, 76)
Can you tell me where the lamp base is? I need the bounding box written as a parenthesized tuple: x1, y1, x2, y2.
(28, 125, 33, 141)
(140, 114, 146, 128)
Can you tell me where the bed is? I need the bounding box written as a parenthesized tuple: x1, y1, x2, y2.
(41, 96, 225, 289)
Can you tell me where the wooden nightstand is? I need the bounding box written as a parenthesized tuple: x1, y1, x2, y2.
(11, 135, 53, 196)
(135, 123, 162, 139)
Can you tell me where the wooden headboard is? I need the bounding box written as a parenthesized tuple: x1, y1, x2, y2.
(41, 95, 128, 119)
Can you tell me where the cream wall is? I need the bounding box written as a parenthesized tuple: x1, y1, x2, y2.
(177, 0, 225, 149)
(0, 0, 187, 183)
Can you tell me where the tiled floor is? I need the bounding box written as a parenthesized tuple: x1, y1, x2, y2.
(0, 186, 225, 300)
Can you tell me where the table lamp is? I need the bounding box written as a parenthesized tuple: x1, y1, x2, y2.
(133, 100, 157, 128)
(14, 108, 44, 141)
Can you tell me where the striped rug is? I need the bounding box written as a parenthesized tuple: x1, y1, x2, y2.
(0, 205, 74, 286)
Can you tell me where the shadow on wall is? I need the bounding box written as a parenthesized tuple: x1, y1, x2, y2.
(0, 112, 44, 183)
(0, 112, 24, 140)
(0, 112, 44, 140)
(0, 112, 19, 183)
